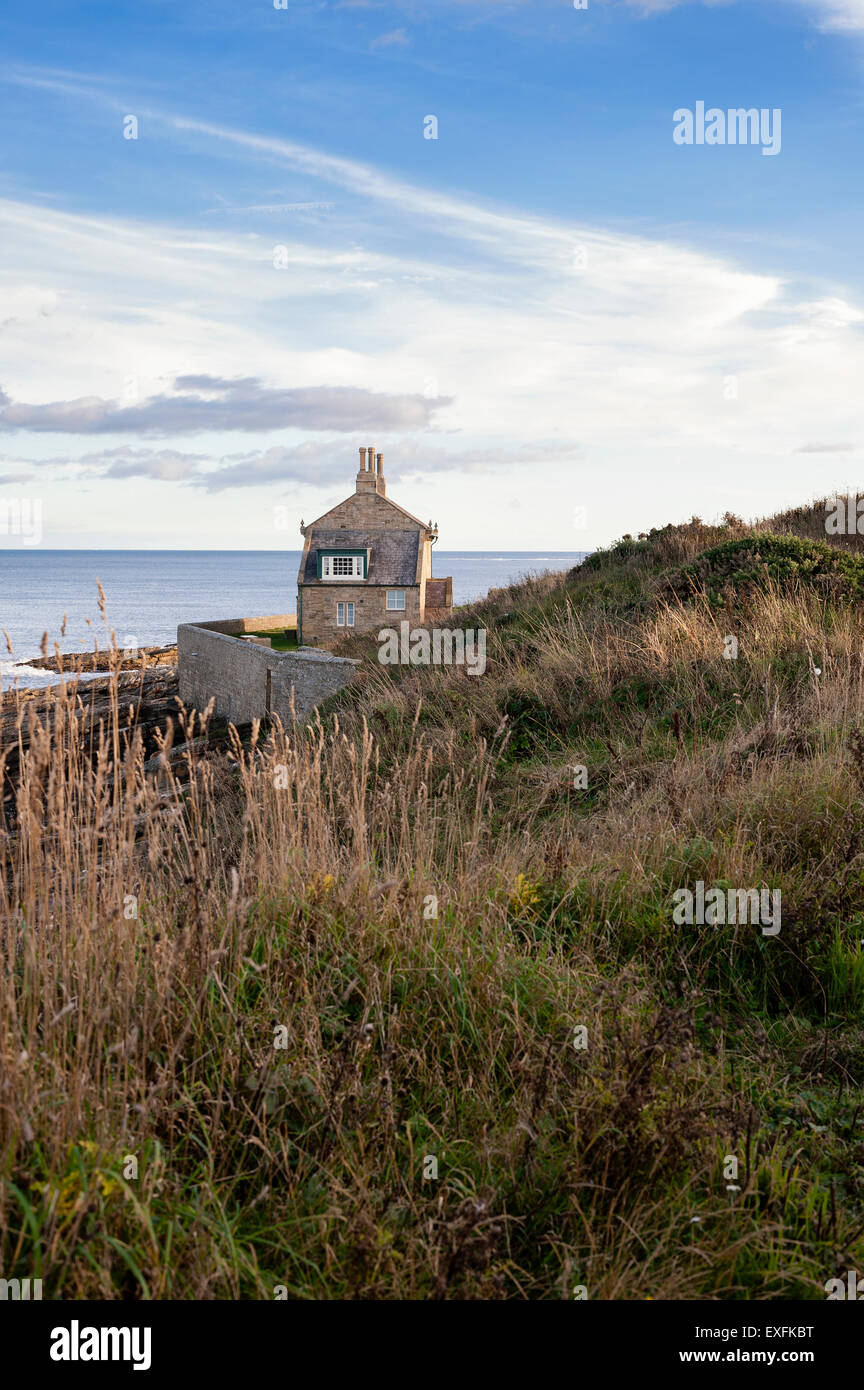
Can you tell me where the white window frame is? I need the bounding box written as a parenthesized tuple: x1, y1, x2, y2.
(337, 601, 355, 627)
(386, 590, 406, 611)
(322, 554, 364, 581)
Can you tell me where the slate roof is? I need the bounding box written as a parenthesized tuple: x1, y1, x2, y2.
(302, 529, 420, 585)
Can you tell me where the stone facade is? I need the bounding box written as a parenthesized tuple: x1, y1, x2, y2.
(299, 580, 424, 643)
(297, 447, 451, 648)
(178, 617, 359, 725)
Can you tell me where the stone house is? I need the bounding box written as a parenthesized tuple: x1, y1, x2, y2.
(296, 448, 453, 647)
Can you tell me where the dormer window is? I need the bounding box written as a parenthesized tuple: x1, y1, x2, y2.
(318, 549, 367, 580)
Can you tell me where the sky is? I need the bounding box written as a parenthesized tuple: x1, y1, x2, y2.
(0, 0, 863, 549)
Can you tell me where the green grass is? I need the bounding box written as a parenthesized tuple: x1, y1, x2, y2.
(670, 533, 864, 607)
(249, 628, 298, 651)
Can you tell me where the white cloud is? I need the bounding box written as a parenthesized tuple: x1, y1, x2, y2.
(790, 0, 864, 31)
(623, 0, 864, 32)
(2, 84, 864, 544)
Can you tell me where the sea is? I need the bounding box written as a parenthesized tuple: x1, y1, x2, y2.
(0, 550, 588, 689)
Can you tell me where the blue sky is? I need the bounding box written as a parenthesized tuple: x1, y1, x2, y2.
(1, 0, 863, 547)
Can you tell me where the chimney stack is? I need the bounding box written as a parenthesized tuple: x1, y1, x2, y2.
(356, 443, 377, 494)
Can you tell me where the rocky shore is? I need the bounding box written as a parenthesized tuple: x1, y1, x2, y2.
(12, 643, 178, 675)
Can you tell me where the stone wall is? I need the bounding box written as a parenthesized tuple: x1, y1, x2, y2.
(177, 620, 360, 725)
(190, 613, 296, 637)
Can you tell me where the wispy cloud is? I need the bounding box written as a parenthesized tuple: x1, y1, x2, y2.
(18, 436, 580, 493)
(0, 376, 449, 436)
(203, 201, 335, 217)
(812, 0, 864, 31)
(2, 69, 864, 542)
(650, 0, 864, 30)
(370, 28, 411, 50)
(795, 441, 858, 453)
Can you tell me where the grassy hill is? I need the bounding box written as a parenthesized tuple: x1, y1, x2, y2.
(2, 494, 864, 1299)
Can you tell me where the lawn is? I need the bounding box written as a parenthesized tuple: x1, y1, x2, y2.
(249, 628, 298, 651)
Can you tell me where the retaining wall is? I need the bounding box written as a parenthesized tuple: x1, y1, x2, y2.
(177, 618, 360, 724)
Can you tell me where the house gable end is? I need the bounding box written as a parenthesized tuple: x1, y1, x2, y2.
(304, 489, 428, 535)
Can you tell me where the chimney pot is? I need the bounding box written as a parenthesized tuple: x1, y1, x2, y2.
(367, 445, 374, 470)
(376, 452, 383, 474)
(359, 447, 367, 468)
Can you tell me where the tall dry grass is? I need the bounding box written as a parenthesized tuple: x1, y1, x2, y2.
(2, 530, 864, 1298)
